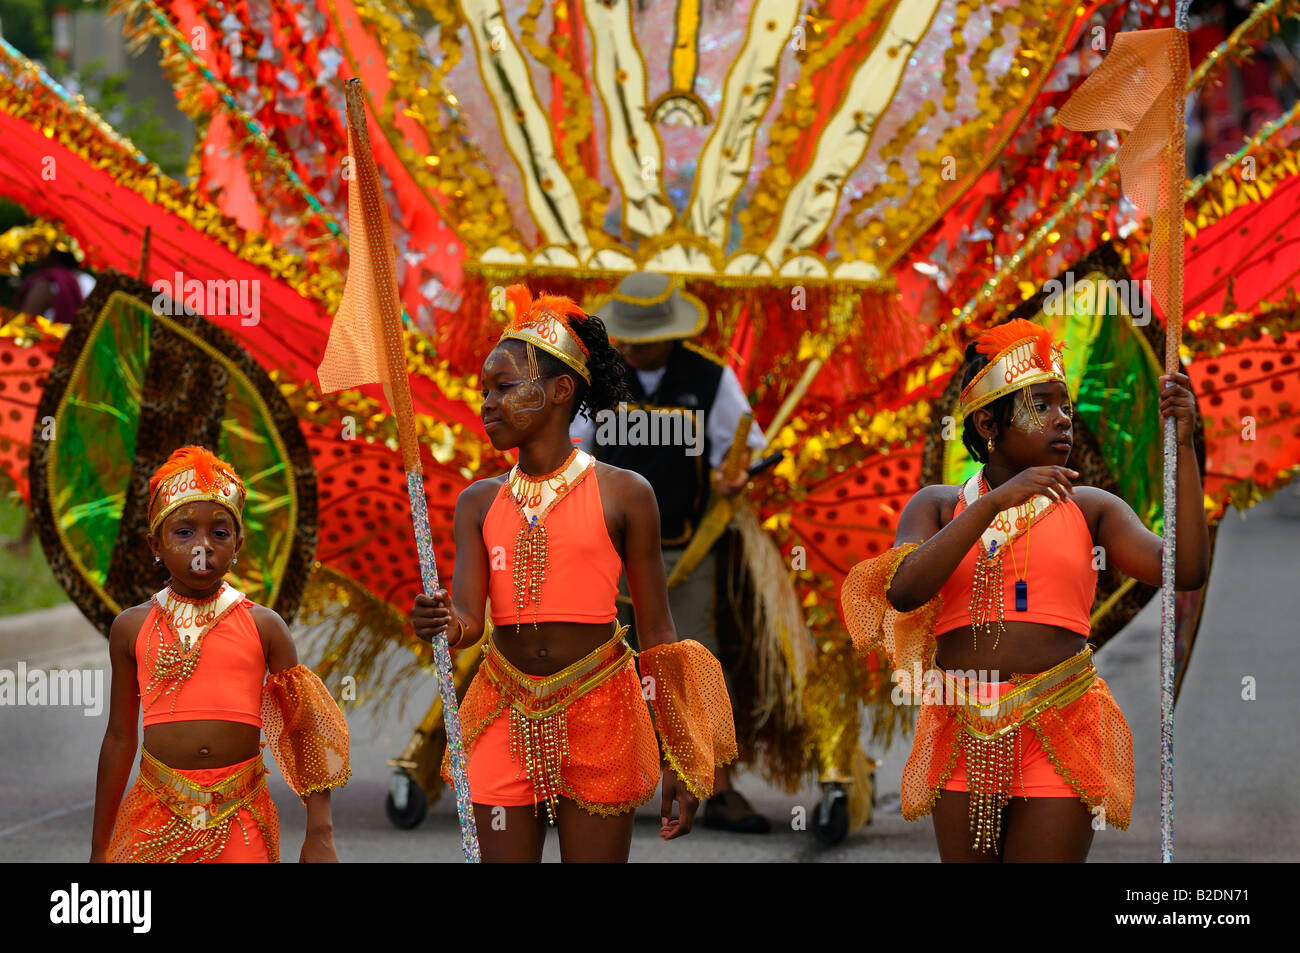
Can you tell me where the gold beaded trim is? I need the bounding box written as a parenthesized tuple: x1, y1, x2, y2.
(480, 626, 633, 718)
(138, 748, 267, 829)
(944, 648, 1095, 735)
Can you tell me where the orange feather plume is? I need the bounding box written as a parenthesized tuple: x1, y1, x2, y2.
(974, 318, 1057, 370)
(148, 446, 245, 498)
(503, 284, 591, 357)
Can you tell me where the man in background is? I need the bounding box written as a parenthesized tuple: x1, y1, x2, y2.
(570, 271, 771, 834)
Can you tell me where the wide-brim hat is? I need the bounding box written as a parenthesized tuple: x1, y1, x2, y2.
(591, 272, 707, 343)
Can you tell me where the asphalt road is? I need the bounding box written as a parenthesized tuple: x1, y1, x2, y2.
(2, 485, 1297, 863)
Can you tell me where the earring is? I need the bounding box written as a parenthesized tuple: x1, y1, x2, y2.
(233, 555, 239, 565)
(154, 556, 161, 564)
(986, 436, 995, 454)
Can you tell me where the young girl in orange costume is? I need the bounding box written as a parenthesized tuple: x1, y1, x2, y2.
(842, 319, 1209, 862)
(412, 285, 737, 862)
(90, 446, 350, 862)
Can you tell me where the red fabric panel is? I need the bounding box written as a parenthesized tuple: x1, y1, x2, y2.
(1134, 171, 1300, 322)
(303, 418, 469, 609)
(1191, 331, 1300, 518)
(0, 335, 57, 501)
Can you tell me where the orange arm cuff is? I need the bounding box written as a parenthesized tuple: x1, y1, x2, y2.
(638, 640, 738, 800)
(261, 664, 351, 801)
(840, 543, 944, 699)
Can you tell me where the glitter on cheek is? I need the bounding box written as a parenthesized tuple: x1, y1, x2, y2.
(1009, 391, 1047, 434)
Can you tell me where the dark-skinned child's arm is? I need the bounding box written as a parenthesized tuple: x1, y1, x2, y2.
(90, 607, 146, 861)
(887, 466, 1080, 611)
(256, 606, 340, 863)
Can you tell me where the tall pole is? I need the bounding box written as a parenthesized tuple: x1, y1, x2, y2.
(1159, 0, 1193, 868)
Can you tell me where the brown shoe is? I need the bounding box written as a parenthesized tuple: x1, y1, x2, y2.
(702, 789, 772, 834)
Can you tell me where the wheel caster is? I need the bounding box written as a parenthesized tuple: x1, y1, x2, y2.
(385, 769, 427, 829)
(813, 782, 849, 846)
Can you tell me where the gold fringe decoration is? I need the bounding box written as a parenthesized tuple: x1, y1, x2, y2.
(731, 503, 813, 728)
(0, 219, 84, 275)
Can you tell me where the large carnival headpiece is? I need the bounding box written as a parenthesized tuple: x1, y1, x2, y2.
(500, 284, 592, 384)
(148, 446, 247, 535)
(959, 318, 1068, 419)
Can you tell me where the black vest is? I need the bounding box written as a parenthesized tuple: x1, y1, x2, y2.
(595, 343, 724, 545)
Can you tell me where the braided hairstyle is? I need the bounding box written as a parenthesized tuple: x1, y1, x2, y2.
(960, 342, 1016, 464)
(528, 312, 631, 422)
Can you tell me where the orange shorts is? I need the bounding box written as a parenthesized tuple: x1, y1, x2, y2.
(108, 752, 279, 862)
(468, 709, 537, 807)
(448, 653, 662, 816)
(942, 681, 1076, 798)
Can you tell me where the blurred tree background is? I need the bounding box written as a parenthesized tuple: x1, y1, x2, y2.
(0, 0, 188, 234)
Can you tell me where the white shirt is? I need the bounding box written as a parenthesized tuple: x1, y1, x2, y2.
(569, 363, 766, 470)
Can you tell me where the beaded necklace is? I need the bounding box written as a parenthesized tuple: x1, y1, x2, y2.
(506, 448, 578, 514)
(158, 584, 227, 647)
(141, 582, 243, 713)
(967, 471, 1049, 652)
(503, 450, 592, 632)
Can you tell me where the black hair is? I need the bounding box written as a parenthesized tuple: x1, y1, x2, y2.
(512, 313, 632, 422)
(960, 342, 1016, 464)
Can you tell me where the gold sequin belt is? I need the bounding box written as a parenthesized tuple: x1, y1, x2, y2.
(138, 747, 267, 830)
(942, 647, 1096, 740)
(481, 624, 633, 822)
(481, 623, 634, 718)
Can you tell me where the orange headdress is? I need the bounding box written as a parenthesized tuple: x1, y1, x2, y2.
(959, 318, 1067, 418)
(148, 446, 247, 534)
(500, 284, 592, 383)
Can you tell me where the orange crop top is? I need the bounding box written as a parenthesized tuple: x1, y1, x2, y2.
(135, 597, 266, 728)
(932, 495, 1097, 637)
(482, 463, 621, 627)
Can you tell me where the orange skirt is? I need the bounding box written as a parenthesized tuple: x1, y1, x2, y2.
(107, 750, 279, 863)
(903, 670, 1134, 829)
(443, 635, 662, 817)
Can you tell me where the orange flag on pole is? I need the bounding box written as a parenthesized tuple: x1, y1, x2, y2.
(1058, 20, 1191, 863)
(317, 79, 480, 861)
(1057, 28, 1189, 329)
(317, 83, 420, 473)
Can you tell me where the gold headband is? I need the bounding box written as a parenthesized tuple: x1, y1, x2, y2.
(148, 466, 246, 534)
(959, 335, 1067, 418)
(501, 311, 592, 384)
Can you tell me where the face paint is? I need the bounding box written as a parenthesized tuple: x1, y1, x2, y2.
(155, 501, 238, 589)
(503, 379, 547, 429)
(484, 345, 547, 431)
